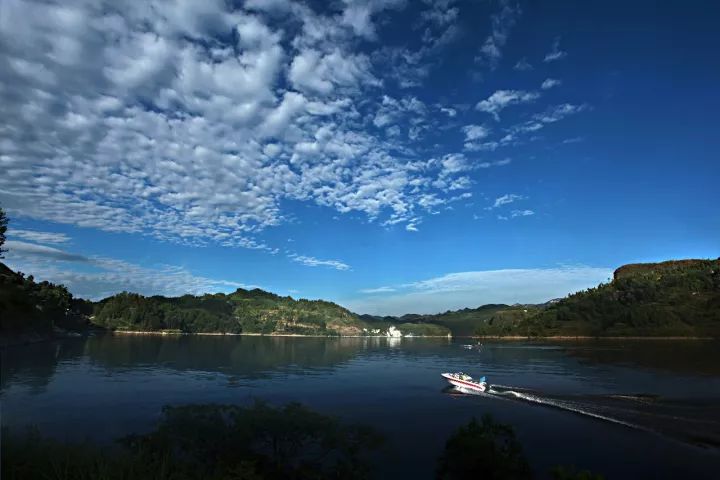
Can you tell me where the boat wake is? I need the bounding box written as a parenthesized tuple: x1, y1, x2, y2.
(444, 384, 720, 450)
(488, 385, 640, 429)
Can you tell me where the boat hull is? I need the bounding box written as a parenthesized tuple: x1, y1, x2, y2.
(441, 373, 487, 392)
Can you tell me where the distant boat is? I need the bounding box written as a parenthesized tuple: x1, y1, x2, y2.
(441, 372, 488, 393)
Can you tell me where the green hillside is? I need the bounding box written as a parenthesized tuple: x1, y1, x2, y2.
(0, 261, 449, 338)
(478, 259, 720, 337)
(364, 259, 720, 338)
(93, 289, 369, 336)
(93, 289, 451, 337)
(0, 263, 92, 336)
(362, 304, 534, 336)
(4, 258, 718, 339)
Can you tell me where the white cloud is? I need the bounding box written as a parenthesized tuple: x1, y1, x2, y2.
(476, 158, 511, 168)
(476, 90, 540, 120)
(513, 58, 532, 71)
(462, 124, 490, 141)
(359, 286, 397, 294)
(3, 241, 250, 300)
(544, 37, 567, 62)
(4, 240, 88, 262)
(492, 193, 523, 208)
(541, 78, 561, 90)
(10, 229, 71, 244)
(420, 0, 459, 27)
(289, 49, 379, 95)
(0, 0, 592, 268)
(510, 209, 534, 217)
(288, 254, 350, 271)
(0, 0, 484, 251)
(405, 222, 419, 232)
(503, 103, 589, 141)
(476, 0, 522, 68)
(440, 106, 457, 117)
(343, 266, 613, 315)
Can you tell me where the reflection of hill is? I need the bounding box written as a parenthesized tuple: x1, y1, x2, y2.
(564, 340, 720, 376)
(1, 336, 454, 393)
(0, 338, 86, 393)
(83, 335, 371, 378)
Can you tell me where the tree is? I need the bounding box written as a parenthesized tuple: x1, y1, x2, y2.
(0, 206, 7, 258)
(437, 415, 532, 480)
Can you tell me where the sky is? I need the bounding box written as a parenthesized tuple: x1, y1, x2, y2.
(1, 0, 718, 315)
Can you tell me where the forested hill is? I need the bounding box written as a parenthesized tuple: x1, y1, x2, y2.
(0, 262, 93, 337)
(0, 261, 449, 338)
(360, 304, 520, 337)
(3, 258, 719, 339)
(92, 289, 366, 336)
(363, 259, 720, 338)
(90, 288, 449, 336)
(476, 259, 720, 337)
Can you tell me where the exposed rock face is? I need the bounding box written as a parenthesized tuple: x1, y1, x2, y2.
(613, 259, 717, 280)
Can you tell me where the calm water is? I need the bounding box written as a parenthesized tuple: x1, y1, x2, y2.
(2, 335, 719, 478)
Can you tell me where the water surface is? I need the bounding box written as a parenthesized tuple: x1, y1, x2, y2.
(2, 336, 719, 478)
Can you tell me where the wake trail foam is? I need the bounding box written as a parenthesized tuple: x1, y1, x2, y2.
(487, 387, 643, 430)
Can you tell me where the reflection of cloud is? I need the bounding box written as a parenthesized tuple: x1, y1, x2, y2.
(343, 266, 613, 315)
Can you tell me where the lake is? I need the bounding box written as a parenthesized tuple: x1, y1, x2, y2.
(2, 335, 719, 478)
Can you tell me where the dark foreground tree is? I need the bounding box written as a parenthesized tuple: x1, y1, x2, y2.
(0, 206, 7, 258)
(2, 401, 383, 480)
(551, 465, 605, 480)
(436, 414, 532, 480)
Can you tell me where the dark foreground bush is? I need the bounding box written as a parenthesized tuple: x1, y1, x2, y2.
(2, 401, 383, 480)
(436, 415, 604, 480)
(436, 414, 532, 480)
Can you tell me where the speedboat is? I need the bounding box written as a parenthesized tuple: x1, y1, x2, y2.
(441, 372, 488, 392)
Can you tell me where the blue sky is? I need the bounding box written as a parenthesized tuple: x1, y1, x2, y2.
(1, 0, 718, 314)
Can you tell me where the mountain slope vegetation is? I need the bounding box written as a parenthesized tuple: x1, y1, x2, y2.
(476, 259, 720, 337)
(93, 289, 370, 336)
(1, 261, 449, 337)
(3, 258, 718, 339)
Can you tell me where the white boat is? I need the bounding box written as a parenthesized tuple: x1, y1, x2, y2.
(441, 372, 488, 392)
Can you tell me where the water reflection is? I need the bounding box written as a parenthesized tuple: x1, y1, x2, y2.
(1, 339, 85, 393)
(561, 340, 720, 376)
(1, 335, 454, 393)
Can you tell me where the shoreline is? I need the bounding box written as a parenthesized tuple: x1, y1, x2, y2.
(110, 330, 452, 339)
(471, 335, 716, 341)
(111, 331, 714, 340)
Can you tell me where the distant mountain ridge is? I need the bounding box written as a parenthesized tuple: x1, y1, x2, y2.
(360, 259, 720, 338)
(0, 262, 449, 338)
(2, 258, 718, 340)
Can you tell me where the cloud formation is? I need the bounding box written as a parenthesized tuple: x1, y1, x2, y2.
(288, 254, 351, 271)
(347, 266, 613, 315)
(476, 0, 522, 68)
(544, 37, 567, 62)
(0, 0, 475, 255)
(541, 78, 561, 90)
(476, 90, 540, 120)
(492, 193, 523, 208)
(4, 240, 249, 299)
(10, 229, 71, 244)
